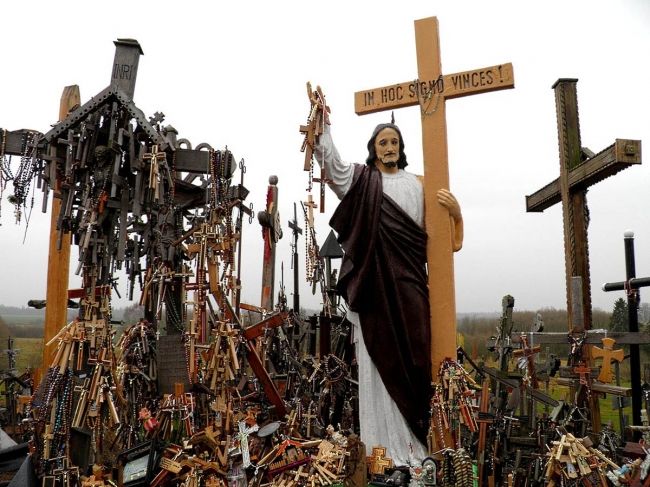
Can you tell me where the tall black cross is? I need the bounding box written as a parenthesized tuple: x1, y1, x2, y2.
(288, 202, 303, 313)
(603, 231, 650, 430)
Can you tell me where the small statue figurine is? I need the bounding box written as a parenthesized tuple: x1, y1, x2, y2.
(325, 424, 347, 448)
(138, 406, 158, 432)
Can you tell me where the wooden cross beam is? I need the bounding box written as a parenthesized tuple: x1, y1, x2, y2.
(526, 79, 641, 334)
(354, 17, 514, 373)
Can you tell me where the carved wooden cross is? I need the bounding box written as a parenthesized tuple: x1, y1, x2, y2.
(302, 405, 318, 438)
(526, 79, 641, 334)
(354, 17, 514, 373)
(591, 337, 624, 383)
(142, 144, 166, 201)
(367, 446, 393, 475)
(312, 167, 332, 213)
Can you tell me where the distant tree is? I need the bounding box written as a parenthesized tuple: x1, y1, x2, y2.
(609, 298, 628, 332)
(638, 302, 650, 325)
(120, 303, 145, 325)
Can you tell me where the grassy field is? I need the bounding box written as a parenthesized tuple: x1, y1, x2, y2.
(0, 337, 44, 372)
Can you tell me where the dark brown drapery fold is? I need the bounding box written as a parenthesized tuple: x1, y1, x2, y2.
(330, 164, 431, 444)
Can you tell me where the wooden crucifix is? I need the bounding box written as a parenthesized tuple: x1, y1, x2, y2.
(257, 175, 283, 311)
(354, 17, 514, 373)
(526, 79, 641, 334)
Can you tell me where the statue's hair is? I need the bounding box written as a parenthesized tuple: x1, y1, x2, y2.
(365, 123, 408, 169)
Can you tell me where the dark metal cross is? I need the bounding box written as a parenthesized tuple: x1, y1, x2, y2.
(288, 202, 303, 313)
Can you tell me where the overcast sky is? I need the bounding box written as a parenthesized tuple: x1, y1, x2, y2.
(1, 0, 649, 318)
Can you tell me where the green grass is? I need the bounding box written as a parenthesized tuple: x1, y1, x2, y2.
(0, 337, 44, 372)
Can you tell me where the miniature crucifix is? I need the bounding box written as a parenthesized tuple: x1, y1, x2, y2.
(354, 16, 514, 373)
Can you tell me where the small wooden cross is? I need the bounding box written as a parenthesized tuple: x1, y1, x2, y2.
(573, 362, 592, 386)
(142, 144, 166, 200)
(303, 194, 317, 230)
(591, 337, 625, 383)
(302, 406, 318, 438)
(512, 334, 541, 388)
(312, 166, 332, 213)
(367, 446, 393, 476)
(299, 83, 329, 171)
(354, 17, 514, 373)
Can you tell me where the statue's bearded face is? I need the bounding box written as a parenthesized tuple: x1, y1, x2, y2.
(374, 127, 400, 170)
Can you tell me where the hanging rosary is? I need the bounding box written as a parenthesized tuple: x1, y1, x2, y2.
(431, 358, 479, 451)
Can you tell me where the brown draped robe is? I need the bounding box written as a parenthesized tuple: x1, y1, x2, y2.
(330, 164, 431, 444)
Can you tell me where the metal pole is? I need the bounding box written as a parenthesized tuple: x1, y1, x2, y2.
(624, 231, 642, 428)
(292, 203, 300, 314)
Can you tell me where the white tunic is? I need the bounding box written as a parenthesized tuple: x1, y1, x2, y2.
(314, 126, 427, 466)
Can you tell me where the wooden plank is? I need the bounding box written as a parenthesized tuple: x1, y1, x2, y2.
(242, 312, 288, 340)
(486, 330, 650, 347)
(554, 378, 631, 396)
(526, 140, 641, 212)
(354, 62, 514, 114)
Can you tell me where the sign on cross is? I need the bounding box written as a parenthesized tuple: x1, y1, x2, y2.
(354, 17, 514, 374)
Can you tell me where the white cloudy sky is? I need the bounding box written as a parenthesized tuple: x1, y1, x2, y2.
(0, 0, 649, 317)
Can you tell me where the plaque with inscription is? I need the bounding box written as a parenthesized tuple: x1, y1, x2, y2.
(157, 335, 191, 394)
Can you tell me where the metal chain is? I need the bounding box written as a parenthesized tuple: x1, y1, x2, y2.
(415, 76, 443, 116)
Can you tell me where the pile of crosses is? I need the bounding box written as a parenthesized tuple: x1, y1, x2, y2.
(545, 433, 620, 485)
(0, 39, 361, 486)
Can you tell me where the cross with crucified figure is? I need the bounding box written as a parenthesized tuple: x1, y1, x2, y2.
(354, 17, 514, 374)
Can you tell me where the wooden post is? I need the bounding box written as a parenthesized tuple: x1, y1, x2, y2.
(41, 85, 80, 383)
(354, 16, 514, 375)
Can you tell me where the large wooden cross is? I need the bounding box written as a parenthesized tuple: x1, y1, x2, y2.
(526, 78, 641, 333)
(354, 17, 514, 374)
